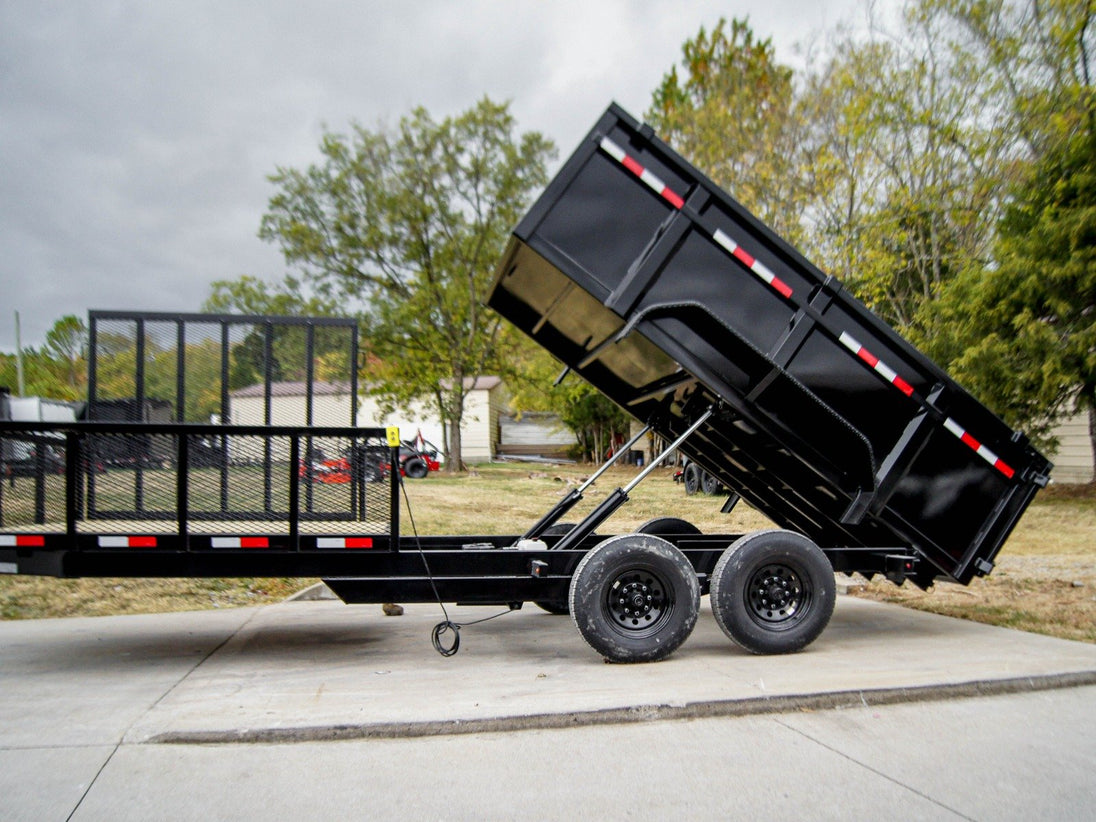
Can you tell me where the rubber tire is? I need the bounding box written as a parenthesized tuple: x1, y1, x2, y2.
(710, 529, 836, 655)
(569, 534, 700, 663)
(637, 517, 703, 538)
(683, 463, 701, 496)
(534, 524, 578, 615)
(403, 457, 429, 479)
(701, 471, 723, 496)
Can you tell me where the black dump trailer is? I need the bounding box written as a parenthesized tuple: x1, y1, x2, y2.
(1, 105, 1052, 662)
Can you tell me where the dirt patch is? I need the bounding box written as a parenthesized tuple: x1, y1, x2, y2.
(846, 553, 1096, 644)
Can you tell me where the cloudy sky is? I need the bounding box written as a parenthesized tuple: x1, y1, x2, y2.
(0, 0, 873, 351)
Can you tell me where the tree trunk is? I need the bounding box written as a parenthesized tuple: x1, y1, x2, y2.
(447, 417, 463, 473)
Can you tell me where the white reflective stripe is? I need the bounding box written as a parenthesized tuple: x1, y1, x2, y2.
(713, 228, 738, 255)
(98, 536, 129, 548)
(0, 535, 15, 547)
(599, 136, 625, 163)
(943, 417, 966, 440)
(751, 258, 778, 287)
(0, 562, 16, 574)
(638, 167, 669, 197)
(316, 537, 345, 549)
(211, 537, 239, 548)
(977, 443, 1003, 467)
(874, 359, 899, 384)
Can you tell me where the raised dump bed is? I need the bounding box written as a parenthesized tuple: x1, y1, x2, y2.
(489, 102, 1052, 587)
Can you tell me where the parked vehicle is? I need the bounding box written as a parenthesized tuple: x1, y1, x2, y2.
(0, 105, 1051, 662)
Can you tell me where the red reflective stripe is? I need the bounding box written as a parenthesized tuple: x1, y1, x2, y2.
(18, 535, 45, 547)
(621, 155, 644, 177)
(345, 537, 374, 549)
(130, 536, 157, 548)
(770, 278, 794, 299)
(960, 432, 981, 451)
(240, 537, 269, 549)
(893, 376, 915, 397)
(661, 188, 685, 209)
(857, 347, 879, 368)
(732, 246, 755, 268)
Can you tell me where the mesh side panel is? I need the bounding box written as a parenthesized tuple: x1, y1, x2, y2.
(82, 432, 179, 534)
(0, 431, 67, 532)
(186, 433, 291, 534)
(0, 429, 397, 539)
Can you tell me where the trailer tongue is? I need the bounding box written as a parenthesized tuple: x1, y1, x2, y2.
(1, 104, 1051, 662)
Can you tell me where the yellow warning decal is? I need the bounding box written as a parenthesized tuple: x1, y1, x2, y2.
(386, 426, 401, 447)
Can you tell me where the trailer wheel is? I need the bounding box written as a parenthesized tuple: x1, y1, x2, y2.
(637, 517, 702, 537)
(701, 471, 723, 496)
(683, 463, 701, 495)
(403, 457, 429, 479)
(569, 534, 700, 663)
(709, 530, 835, 655)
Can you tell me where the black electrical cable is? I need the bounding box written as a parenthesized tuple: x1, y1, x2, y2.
(398, 471, 514, 657)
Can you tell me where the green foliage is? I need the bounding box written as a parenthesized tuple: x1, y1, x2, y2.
(259, 98, 555, 467)
(0, 315, 88, 401)
(647, 17, 809, 243)
(919, 116, 1096, 444)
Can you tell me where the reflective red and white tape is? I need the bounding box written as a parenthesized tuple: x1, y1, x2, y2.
(98, 535, 157, 548)
(839, 332, 914, 397)
(315, 537, 374, 549)
(0, 534, 44, 547)
(943, 417, 1015, 479)
(599, 137, 684, 209)
(210, 537, 269, 549)
(712, 229, 795, 299)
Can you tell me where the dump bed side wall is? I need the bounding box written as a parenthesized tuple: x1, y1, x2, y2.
(490, 104, 1051, 583)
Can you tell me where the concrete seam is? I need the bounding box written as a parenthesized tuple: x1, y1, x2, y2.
(67, 607, 265, 817)
(771, 717, 976, 820)
(143, 669, 1096, 746)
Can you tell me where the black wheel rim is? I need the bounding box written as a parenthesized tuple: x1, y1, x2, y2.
(605, 567, 673, 637)
(745, 563, 811, 630)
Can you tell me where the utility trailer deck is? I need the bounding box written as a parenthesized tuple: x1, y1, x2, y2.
(1, 104, 1052, 662)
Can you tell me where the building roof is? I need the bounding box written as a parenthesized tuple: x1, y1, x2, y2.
(230, 381, 353, 398)
(439, 376, 502, 391)
(230, 376, 502, 398)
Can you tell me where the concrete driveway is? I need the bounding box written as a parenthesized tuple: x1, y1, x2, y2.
(2, 594, 1094, 819)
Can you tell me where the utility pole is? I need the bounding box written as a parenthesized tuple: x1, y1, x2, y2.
(14, 310, 25, 396)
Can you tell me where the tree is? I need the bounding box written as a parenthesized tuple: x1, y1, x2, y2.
(911, 0, 1095, 452)
(919, 108, 1096, 449)
(259, 99, 555, 469)
(800, 1, 1013, 330)
(203, 275, 351, 389)
(647, 17, 810, 244)
(42, 315, 87, 397)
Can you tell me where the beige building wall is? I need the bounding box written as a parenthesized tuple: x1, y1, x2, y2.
(1049, 411, 1093, 484)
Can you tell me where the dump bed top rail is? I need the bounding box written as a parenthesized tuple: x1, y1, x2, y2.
(489, 103, 1051, 584)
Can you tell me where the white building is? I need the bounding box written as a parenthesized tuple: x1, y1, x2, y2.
(228, 377, 509, 464)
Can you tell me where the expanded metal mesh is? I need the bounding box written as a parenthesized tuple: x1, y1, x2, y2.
(0, 431, 68, 532)
(1, 428, 393, 538)
(88, 312, 359, 425)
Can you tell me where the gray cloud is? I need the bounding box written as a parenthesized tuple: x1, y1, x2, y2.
(0, 0, 863, 351)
